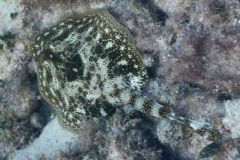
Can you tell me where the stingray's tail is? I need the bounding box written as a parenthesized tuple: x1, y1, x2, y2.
(124, 90, 221, 142)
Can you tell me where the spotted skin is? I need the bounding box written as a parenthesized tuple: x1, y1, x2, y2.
(31, 10, 220, 140)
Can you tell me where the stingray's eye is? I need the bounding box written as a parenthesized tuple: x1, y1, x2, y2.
(65, 54, 85, 81)
(40, 48, 62, 63)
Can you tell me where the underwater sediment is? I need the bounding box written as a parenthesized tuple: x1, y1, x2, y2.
(0, 0, 240, 159)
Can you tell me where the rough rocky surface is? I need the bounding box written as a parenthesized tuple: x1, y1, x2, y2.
(0, 0, 240, 160)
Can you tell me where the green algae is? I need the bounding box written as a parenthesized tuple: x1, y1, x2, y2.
(10, 12, 18, 20)
(198, 142, 222, 159)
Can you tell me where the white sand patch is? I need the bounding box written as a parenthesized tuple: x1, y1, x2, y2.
(223, 99, 240, 138)
(10, 118, 79, 160)
(0, 0, 23, 33)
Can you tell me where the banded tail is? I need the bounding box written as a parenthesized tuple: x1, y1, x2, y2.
(121, 90, 221, 142)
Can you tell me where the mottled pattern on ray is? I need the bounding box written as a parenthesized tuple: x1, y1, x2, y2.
(31, 10, 221, 141)
(31, 10, 149, 132)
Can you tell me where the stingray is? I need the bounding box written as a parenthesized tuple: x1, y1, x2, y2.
(31, 10, 220, 141)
